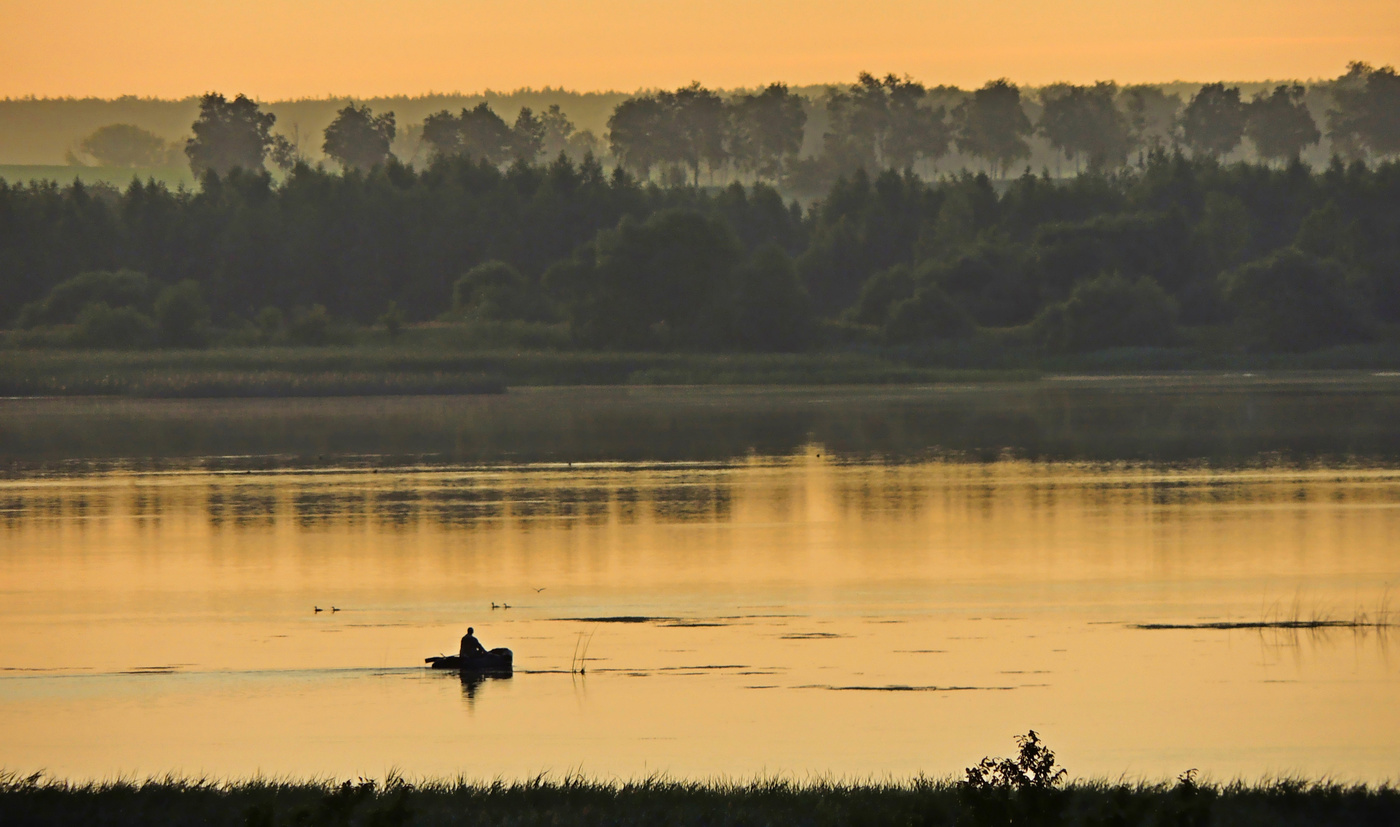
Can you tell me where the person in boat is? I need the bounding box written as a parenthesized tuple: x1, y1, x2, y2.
(459, 627, 488, 659)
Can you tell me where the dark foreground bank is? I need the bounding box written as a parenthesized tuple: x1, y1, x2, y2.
(2, 773, 1397, 827)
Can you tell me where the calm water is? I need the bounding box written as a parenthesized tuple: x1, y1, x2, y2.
(2, 380, 1399, 782)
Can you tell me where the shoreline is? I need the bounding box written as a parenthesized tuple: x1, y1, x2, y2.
(4, 772, 1398, 825)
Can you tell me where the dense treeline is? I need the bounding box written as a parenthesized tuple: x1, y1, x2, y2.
(18, 63, 1400, 189)
(2, 145, 1397, 355)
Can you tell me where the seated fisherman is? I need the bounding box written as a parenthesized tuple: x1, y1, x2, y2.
(460, 626, 488, 658)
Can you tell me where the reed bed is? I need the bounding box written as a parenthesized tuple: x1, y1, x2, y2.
(2, 770, 1396, 827)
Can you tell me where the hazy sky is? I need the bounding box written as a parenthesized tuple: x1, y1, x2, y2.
(3, 0, 1396, 98)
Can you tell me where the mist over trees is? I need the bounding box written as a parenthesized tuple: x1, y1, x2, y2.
(75, 124, 178, 167)
(7, 63, 1398, 191)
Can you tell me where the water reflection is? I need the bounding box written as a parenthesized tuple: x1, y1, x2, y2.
(458, 670, 513, 709)
(9, 377, 1400, 471)
(2, 455, 1399, 781)
(3, 461, 1400, 539)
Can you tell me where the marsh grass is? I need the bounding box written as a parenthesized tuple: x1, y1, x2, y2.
(0, 347, 1032, 398)
(1134, 594, 1397, 632)
(2, 769, 1397, 827)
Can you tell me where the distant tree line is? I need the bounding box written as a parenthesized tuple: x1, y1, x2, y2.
(2, 144, 1396, 355)
(61, 63, 1398, 195)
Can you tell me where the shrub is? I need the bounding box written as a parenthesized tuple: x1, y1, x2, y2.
(379, 301, 406, 340)
(1033, 272, 1178, 352)
(68, 302, 157, 349)
(254, 307, 285, 344)
(287, 305, 332, 345)
(453, 261, 549, 322)
(883, 283, 976, 344)
(1223, 247, 1371, 352)
(848, 264, 917, 326)
(964, 730, 1068, 790)
(17, 269, 151, 328)
(153, 280, 211, 347)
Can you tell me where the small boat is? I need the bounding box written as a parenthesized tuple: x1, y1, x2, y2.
(425, 647, 513, 671)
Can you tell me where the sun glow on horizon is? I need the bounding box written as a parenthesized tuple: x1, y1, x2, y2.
(1, 0, 1396, 100)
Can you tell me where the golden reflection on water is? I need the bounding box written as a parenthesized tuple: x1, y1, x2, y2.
(1, 453, 1398, 781)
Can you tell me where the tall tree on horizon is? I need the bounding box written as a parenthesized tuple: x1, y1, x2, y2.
(1244, 84, 1320, 164)
(608, 94, 668, 178)
(1178, 83, 1246, 159)
(512, 107, 546, 163)
(185, 93, 277, 176)
(661, 82, 727, 185)
(1328, 61, 1400, 161)
(824, 73, 949, 173)
(322, 103, 396, 170)
(728, 83, 807, 182)
(1038, 82, 1131, 173)
(1121, 85, 1182, 153)
(954, 79, 1032, 177)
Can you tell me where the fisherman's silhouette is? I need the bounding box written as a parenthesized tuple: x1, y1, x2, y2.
(460, 626, 488, 658)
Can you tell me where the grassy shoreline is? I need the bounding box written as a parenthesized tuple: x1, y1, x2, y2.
(0, 346, 1038, 398)
(7, 325, 1400, 398)
(2, 772, 1397, 826)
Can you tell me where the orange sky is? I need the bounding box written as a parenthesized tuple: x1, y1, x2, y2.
(2, 0, 1396, 98)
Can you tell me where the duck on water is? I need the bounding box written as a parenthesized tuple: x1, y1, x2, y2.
(425, 626, 513, 671)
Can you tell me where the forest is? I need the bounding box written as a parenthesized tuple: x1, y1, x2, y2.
(1, 64, 1398, 360)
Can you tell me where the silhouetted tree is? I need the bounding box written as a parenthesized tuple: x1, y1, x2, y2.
(822, 73, 948, 173)
(459, 103, 515, 165)
(1328, 62, 1400, 161)
(1121, 85, 1182, 152)
(1038, 82, 1131, 172)
(608, 95, 667, 178)
(1178, 83, 1245, 159)
(661, 82, 727, 185)
(537, 103, 602, 161)
(1243, 85, 1320, 164)
(512, 107, 546, 163)
(954, 80, 1032, 177)
(78, 124, 171, 167)
(322, 103, 396, 170)
(728, 83, 807, 181)
(419, 103, 516, 165)
(885, 76, 951, 170)
(185, 93, 277, 176)
(422, 110, 463, 160)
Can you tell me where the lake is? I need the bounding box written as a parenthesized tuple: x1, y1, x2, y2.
(2, 378, 1398, 783)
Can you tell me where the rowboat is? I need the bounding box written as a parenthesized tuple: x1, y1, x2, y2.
(425, 647, 513, 671)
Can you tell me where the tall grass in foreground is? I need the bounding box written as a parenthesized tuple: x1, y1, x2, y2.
(2, 770, 1397, 826)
